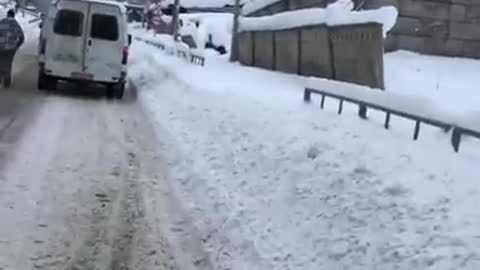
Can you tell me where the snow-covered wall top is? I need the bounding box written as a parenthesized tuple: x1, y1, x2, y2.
(239, 6, 398, 36)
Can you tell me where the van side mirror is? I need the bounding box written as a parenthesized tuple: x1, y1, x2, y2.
(128, 34, 132, 45)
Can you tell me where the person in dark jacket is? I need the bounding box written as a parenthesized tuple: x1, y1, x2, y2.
(0, 9, 24, 88)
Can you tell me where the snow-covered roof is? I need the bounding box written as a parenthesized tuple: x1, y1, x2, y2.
(239, 6, 398, 36)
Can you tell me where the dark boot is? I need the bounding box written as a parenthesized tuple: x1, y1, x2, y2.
(0, 50, 15, 88)
(3, 74, 11, 88)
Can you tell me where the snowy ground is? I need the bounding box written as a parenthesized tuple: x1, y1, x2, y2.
(1, 3, 478, 269)
(130, 35, 480, 270)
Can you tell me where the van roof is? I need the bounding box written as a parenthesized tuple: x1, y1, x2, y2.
(56, 0, 127, 13)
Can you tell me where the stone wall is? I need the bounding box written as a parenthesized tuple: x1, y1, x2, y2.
(238, 23, 385, 89)
(364, 0, 480, 58)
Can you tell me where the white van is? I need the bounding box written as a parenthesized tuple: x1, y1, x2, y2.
(38, 0, 132, 99)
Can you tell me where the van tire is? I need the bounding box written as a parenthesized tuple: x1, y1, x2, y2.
(3, 75, 11, 88)
(37, 73, 47, 90)
(107, 82, 125, 99)
(38, 73, 57, 91)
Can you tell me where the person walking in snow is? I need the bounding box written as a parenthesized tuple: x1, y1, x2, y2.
(0, 9, 24, 88)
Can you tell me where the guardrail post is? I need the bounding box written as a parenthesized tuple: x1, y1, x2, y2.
(358, 105, 367, 119)
(451, 127, 461, 153)
(384, 112, 390, 129)
(413, 121, 421, 140)
(229, 0, 241, 62)
(303, 89, 311, 102)
(320, 94, 325, 109)
(338, 99, 343, 114)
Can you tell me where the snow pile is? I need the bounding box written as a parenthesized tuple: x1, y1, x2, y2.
(130, 12, 232, 56)
(240, 5, 398, 35)
(179, 13, 233, 53)
(129, 39, 480, 270)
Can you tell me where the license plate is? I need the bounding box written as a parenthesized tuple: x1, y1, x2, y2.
(71, 72, 93, 80)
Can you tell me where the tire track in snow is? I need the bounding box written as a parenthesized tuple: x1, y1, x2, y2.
(108, 151, 143, 270)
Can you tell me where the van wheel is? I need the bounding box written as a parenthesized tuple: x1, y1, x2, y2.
(107, 82, 125, 99)
(38, 73, 57, 91)
(3, 75, 11, 88)
(38, 73, 47, 90)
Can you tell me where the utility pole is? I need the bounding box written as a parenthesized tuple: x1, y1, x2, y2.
(229, 0, 240, 62)
(171, 0, 180, 41)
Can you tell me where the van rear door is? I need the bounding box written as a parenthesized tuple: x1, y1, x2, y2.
(46, 0, 88, 79)
(85, 3, 125, 83)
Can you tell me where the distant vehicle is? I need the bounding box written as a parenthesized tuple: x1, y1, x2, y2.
(38, 0, 132, 99)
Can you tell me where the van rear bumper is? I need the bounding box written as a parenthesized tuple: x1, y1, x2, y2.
(39, 64, 127, 84)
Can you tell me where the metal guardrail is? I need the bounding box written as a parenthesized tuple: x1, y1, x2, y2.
(135, 36, 205, 66)
(304, 87, 480, 153)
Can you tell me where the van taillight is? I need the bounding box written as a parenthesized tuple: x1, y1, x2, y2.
(122, 46, 129, 64)
(40, 38, 46, 54)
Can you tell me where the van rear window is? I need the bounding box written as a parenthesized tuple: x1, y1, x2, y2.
(54, 10, 84, 37)
(90, 14, 119, 41)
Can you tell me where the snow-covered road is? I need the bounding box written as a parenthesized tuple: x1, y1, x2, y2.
(0, 35, 211, 270)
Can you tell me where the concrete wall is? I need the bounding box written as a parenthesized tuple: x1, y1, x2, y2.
(238, 31, 254, 66)
(253, 31, 275, 69)
(330, 23, 384, 89)
(238, 23, 385, 89)
(299, 26, 332, 78)
(364, 0, 480, 58)
(248, 0, 480, 58)
(275, 29, 299, 73)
